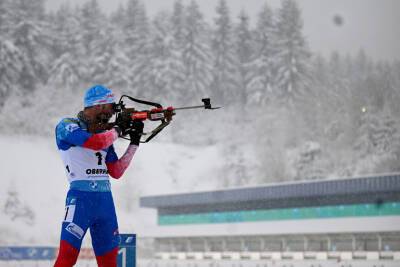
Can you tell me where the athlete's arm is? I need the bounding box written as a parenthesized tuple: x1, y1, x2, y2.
(56, 119, 119, 151)
(81, 129, 119, 150)
(106, 145, 138, 179)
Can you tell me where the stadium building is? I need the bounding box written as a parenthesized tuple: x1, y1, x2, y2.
(139, 174, 400, 267)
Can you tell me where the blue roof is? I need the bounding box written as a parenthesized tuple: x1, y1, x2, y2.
(140, 174, 400, 214)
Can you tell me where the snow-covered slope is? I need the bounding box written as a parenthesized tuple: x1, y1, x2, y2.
(0, 135, 221, 246)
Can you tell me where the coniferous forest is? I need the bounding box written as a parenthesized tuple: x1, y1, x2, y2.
(1, 0, 400, 186)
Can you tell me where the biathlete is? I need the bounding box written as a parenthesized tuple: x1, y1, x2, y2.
(54, 85, 143, 267)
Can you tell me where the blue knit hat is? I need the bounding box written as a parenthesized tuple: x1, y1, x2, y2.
(84, 85, 115, 108)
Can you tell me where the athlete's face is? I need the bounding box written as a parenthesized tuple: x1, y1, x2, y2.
(94, 103, 115, 123)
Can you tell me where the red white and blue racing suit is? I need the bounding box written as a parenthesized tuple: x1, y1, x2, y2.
(54, 117, 137, 267)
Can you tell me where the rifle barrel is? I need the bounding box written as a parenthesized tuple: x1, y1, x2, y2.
(174, 105, 205, 111)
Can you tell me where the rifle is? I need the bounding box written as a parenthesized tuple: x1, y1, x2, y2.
(113, 95, 221, 143)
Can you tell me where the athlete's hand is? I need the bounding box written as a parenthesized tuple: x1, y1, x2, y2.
(115, 110, 133, 136)
(129, 121, 144, 145)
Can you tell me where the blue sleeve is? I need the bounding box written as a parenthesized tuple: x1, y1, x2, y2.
(56, 119, 92, 150)
(106, 145, 118, 163)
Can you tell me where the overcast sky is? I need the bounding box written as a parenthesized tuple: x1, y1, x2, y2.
(46, 0, 400, 61)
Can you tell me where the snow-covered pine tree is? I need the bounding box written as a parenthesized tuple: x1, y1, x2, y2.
(390, 60, 400, 115)
(0, 40, 24, 107)
(373, 111, 400, 173)
(311, 55, 329, 100)
(0, 0, 13, 36)
(124, 0, 148, 56)
(47, 3, 84, 89)
(346, 51, 378, 140)
(326, 52, 354, 130)
(49, 3, 79, 58)
(351, 50, 381, 111)
(352, 49, 371, 82)
(110, 3, 126, 30)
(328, 52, 348, 101)
(395, 61, 400, 93)
(91, 24, 130, 91)
(353, 108, 400, 174)
(181, 0, 213, 103)
(0, 0, 21, 107)
(274, 0, 311, 102)
(135, 15, 163, 99)
(375, 62, 400, 116)
(140, 12, 186, 102)
(9, 0, 49, 92)
(80, 0, 104, 54)
(167, 0, 188, 102)
(48, 54, 83, 90)
(294, 55, 325, 142)
(0, 0, 5, 32)
(123, 0, 151, 97)
(171, 0, 185, 49)
(79, 0, 106, 81)
(211, 0, 238, 106)
(306, 54, 345, 142)
(235, 9, 253, 109)
(247, 3, 276, 105)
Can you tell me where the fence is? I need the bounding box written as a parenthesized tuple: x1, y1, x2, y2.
(0, 234, 135, 267)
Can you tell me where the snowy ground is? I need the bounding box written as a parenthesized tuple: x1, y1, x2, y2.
(0, 134, 222, 246)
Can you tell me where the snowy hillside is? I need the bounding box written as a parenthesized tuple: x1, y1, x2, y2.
(0, 134, 225, 246)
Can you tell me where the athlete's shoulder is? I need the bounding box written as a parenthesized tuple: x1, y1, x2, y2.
(56, 117, 83, 139)
(56, 118, 81, 131)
